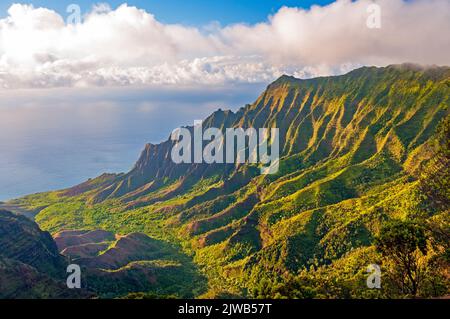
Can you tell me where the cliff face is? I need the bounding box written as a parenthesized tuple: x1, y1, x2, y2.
(0, 209, 66, 278)
(0, 210, 83, 298)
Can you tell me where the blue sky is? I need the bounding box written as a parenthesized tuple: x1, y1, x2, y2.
(0, 0, 335, 25)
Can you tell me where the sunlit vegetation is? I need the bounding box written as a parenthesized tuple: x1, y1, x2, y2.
(11, 65, 450, 298)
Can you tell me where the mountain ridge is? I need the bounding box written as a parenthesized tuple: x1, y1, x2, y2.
(9, 63, 450, 298)
(65, 64, 449, 205)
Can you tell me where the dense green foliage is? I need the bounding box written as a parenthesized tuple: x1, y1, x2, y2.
(418, 115, 450, 212)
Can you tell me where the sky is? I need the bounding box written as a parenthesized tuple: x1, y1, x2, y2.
(0, 1, 336, 25)
(0, 0, 449, 89)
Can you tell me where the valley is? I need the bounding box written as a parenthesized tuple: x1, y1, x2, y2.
(3, 64, 449, 298)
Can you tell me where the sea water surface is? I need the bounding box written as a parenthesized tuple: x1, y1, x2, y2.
(0, 85, 263, 201)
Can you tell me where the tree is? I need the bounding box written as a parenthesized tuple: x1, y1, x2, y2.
(423, 215, 450, 296)
(375, 220, 427, 297)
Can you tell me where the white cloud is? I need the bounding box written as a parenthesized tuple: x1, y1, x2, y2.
(0, 0, 449, 89)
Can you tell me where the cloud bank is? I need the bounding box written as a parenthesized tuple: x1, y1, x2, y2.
(0, 0, 449, 89)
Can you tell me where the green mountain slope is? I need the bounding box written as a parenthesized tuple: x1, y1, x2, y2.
(10, 64, 450, 298)
(0, 209, 67, 277)
(0, 209, 88, 298)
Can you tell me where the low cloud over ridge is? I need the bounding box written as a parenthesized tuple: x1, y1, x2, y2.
(0, 0, 449, 89)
